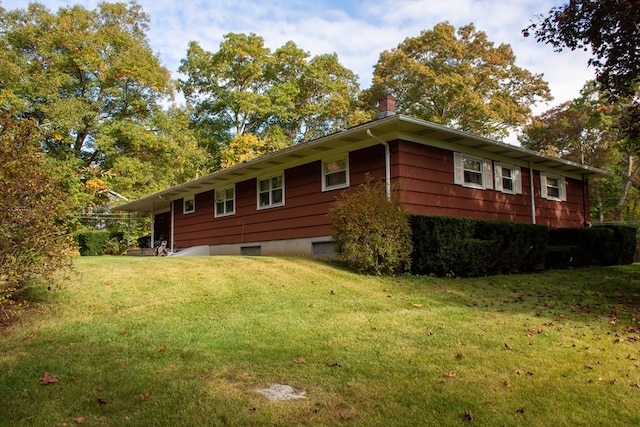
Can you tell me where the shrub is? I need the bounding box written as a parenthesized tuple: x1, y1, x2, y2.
(547, 225, 636, 268)
(77, 231, 126, 256)
(331, 178, 412, 275)
(409, 215, 547, 277)
(1, 111, 75, 321)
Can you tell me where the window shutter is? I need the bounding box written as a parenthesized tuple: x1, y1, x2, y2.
(540, 174, 548, 199)
(483, 159, 493, 190)
(559, 176, 567, 201)
(514, 166, 522, 194)
(453, 152, 464, 185)
(493, 161, 503, 191)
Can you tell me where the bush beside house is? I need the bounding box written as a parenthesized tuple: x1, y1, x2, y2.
(77, 231, 127, 256)
(409, 215, 636, 278)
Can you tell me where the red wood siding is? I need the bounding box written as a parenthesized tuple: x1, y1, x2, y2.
(172, 146, 387, 249)
(171, 140, 589, 249)
(393, 141, 588, 227)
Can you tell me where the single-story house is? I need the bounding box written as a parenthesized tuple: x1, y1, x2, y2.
(114, 96, 609, 257)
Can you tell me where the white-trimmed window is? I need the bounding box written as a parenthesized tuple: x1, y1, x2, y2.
(494, 162, 522, 194)
(540, 172, 566, 201)
(453, 152, 493, 190)
(215, 186, 235, 217)
(183, 195, 195, 214)
(322, 155, 349, 191)
(257, 173, 284, 209)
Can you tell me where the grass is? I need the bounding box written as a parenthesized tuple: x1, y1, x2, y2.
(1, 256, 640, 426)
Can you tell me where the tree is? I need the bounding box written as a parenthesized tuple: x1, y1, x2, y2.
(361, 22, 552, 139)
(0, 110, 75, 320)
(100, 107, 210, 199)
(523, 0, 639, 100)
(520, 82, 631, 220)
(0, 2, 173, 162)
(0, 2, 185, 208)
(523, 0, 640, 220)
(179, 32, 359, 165)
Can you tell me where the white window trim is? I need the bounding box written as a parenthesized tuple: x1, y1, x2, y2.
(540, 172, 567, 201)
(257, 173, 285, 209)
(322, 154, 350, 192)
(453, 152, 493, 190)
(494, 162, 522, 195)
(183, 195, 195, 214)
(214, 185, 236, 218)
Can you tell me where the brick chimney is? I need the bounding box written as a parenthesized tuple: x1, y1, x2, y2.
(378, 94, 396, 119)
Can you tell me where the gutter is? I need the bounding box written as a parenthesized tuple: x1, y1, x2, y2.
(366, 129, 391, 200)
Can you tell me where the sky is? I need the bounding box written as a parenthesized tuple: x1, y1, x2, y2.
(4, 0, 596, 120)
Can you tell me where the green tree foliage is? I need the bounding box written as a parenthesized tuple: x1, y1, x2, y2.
(361, 22, 552, 139)
(0, 2, 208, 208)
(0, 2, 172, 163)
(179, 32, 360, 166)
(100, 107, 209, 199)
(523, 0, 639, 100)
(521, 81, 639, 221)
(524, 0, 640, 181)
(331, 179, 412, 275)
(0, 110, 75, 319)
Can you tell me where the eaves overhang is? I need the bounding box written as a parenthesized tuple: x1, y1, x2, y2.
(114, 115, 611, 213)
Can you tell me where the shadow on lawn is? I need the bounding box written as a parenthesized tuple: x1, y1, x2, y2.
(403, 264, 640, 328)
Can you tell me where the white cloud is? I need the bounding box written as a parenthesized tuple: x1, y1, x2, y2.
(8, 0, 596, 117)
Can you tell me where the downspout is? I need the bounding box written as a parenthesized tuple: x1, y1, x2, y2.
(582, 175, 589, 226)
(151, 203, 156, 249)
(529, 162, 536, 224)
(366, 129, 391, 200)
(170, 200, 175, 253)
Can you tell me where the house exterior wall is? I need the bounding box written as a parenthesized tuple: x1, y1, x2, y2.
(167, 138, 589, 253)
(393, 141, 588, 228)
(171, 145, 386, 250)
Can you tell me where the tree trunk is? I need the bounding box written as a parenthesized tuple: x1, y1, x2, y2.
(614, 153, 640, 221)
(593, 179, 604, 222)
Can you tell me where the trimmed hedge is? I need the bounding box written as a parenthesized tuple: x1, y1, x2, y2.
(77, 231, 126, 256)
(546, 225, 637, 268)
(409, 215, 547, 277)
(409, 215, 635, 277)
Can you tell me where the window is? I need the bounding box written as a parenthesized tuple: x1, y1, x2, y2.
(453, 152, 493, 190)
(215, 186, 235, 217)
(257, 173, 284, 209)
(322, 155, 349, 191)
(183, 195, 195, 214)
(540, 172, 566, 201)
(494, 162, 522, 194)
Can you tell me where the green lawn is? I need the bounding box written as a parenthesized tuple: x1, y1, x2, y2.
(1, 256, 640, 426)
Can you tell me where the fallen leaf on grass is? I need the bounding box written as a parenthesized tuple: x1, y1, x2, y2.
(22, 333, 36, 341)
(72, 417, 86, 424)
(295, 358, 306, 364)
(198, 373, 212, 381)
(139, 392, 150, 401)
(504, 343, 513, 350)
(461, 410, 473, 422)
(443, 372, 457, 379)
(97, 398, 107, 407)
(412, 304, 423, 308)
(40, 372, 59, 385)
(516, 407, 525, 414)
(326, 362, 342, 368)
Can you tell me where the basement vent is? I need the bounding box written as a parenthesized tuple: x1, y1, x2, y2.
(312, 241, 335, 255)
(241, 245, 261, 256)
